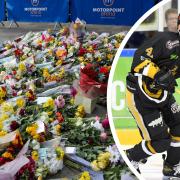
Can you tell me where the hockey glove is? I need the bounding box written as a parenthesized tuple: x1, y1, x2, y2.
(154, 70, 176, 92)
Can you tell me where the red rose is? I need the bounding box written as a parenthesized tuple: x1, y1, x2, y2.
(99, 67, 109, 75)
(12, 91, 17, 97)
(93, 44, 97, 49)
(78, 47, 87, 56)
(0, 157, 6, 165)
(14, 49, 23, 57)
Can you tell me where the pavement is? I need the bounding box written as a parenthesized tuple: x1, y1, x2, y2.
(0, 21, 130, 44)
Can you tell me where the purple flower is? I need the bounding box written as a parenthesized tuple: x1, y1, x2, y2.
(55, 95, 65, 108)
(70, 87, 77, 97)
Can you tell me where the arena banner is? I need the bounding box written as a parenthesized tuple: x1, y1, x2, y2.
(0, 0, 5, 21)
(112, 49, 180, 129)
(70, 0, 157, 25)
(6, 0, 69, 22)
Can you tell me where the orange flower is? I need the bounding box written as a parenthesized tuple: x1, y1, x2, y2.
(2, 152, 14, 160)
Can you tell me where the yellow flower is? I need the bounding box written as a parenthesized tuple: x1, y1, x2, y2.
(56, 49, 66, 57)
(58, 68, 65, 79)
(0, 130, 7, 136)
(98, 152, 111, 162)
(25, 91, 31, 98)
(115, 43, 120, 48)
(47, 111, 53, 116)
(87, 46, 93, 51)
(91, 160, 101, 171)
(16, 98, 25, 108)
(75, 105, 85, 118)
(79, 171, 91, 180)
(0, 87, 6, 98)
(43, 98, 55, 109)
(1, 102, 14, 113)
(32, 150, 39, 161)
(2, 152, 13, 160)
(70, 98, 75, 105)
(21, 54, 27, 60)
(97, 57, 102, 62)
(37, 176, 43, 180)
(43, 68, 50, 78)
(37, 39, 42, 45)
(5, 44, 11, 49)
(26, 123, 38, 137)
(0, 122, 3, 130)
(78, 56, 85, 62)
(56, 59, 63, 66)
(97, 160, 108, 170)
(18, 63, 26, 73)
(107, 54, 113, 60)
(0, 114, 9, 122)
(56, 147, 64, 160)
(33, 134, 40, 140)
(49, 118, 54, 123)
(48, 49, 53, 55)
(55, 124, 61, 135)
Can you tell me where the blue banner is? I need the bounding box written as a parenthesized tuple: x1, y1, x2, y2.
(120, 49, 136, 57)
(70, 0, 157, 25)
(0, 0, 5, 21)
(7, 0, 68, 22)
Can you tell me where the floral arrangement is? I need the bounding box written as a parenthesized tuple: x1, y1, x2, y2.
(0, 19, 133, 180)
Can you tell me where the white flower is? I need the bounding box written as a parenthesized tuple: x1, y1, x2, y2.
(31, 140, 40, 150)
(91, 121, 104, 132)
(86, 53, 93, 59)
(94, 51, 101, 58)
(75, 118, 83, 126)
(106, 145, 121, 164)
(38, 112, 49, 123)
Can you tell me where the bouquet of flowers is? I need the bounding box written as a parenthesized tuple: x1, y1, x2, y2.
(0, 18, 133, 180)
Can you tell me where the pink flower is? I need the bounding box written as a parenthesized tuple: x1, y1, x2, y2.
(95, 116, 100, 121)
(100, 132, 108, 142)
(102, 117, 110, 129)
(55, 95, 65, 108)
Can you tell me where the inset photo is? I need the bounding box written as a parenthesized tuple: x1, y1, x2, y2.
(108, 0, 180, 179)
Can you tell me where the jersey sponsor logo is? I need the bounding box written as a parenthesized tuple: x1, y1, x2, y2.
(31, 0, 39, 6)
(171, 102, 180, 113)
(103, 0, 115, 6)
(140, 56, 146, 61)
(148, 115, 163, 127)
(166, 40, 179, 50)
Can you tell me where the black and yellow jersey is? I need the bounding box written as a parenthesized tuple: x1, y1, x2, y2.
(132, 31, 180, 79)
(127, 32, 180, 105)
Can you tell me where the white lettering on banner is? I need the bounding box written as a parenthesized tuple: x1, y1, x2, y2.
(24, 7, 48, 12)
(24, 7, 48, 16)
(93, 8, 125, 13)
(92, 7, 125, 18)
(112, 81, 125, 111)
